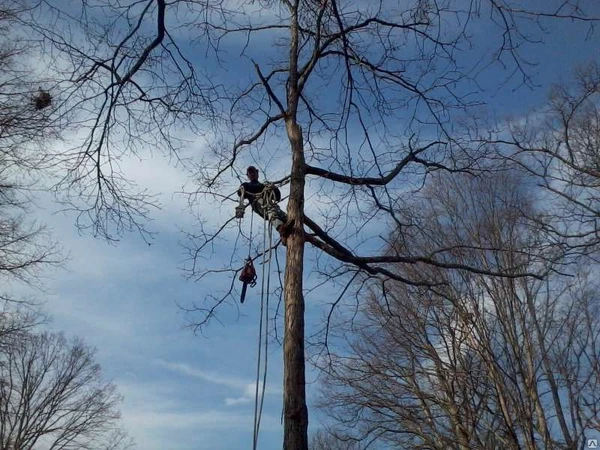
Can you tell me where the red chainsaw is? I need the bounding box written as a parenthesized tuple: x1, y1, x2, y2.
(239, 257, 257, 303)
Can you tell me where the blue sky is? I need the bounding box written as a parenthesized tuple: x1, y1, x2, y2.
(20, 149, 337, 449)
(26, 165, 294, 450)
(12, 1, 600, 449)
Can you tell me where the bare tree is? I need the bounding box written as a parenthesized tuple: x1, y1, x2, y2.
(0, 329, 133, 450)
(9, 1, 600, 449)
(317, 169, 600, 450)
(0, 0, 61, 294)
(486, 62, 600, 262)
(1, 2, 56, 153)
(0, 303, 42, 354)
(310, 428, 364, 450)
(0, 173, 60, 289)
(0, 8, 133, 448)
(177, 5, 599, 448)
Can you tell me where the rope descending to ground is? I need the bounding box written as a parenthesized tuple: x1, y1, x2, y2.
(252, 208, 273, 450)
(237, 183, 278, 450)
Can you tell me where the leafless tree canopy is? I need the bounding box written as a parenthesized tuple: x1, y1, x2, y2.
(6, 1, 600, 450)
(0, 9, 132, 447)
(1, 2, 56, 157)
(309, 428, 364, 450)
(0, 2, 61, 294)
(0, 327, 133, 450)
(484, 63, 600, 260)
(151, 0, 600, 328)
(318, 169, 600, 450)
(3, 0, 595, 270)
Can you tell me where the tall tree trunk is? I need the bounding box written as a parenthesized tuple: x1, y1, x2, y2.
(283, 2, 308, 448)
(283, 119, 308, 450)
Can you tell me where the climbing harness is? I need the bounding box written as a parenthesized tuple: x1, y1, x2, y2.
(262, 183, 283, 225)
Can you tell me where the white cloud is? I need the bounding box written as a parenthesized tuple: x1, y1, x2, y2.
(126, 408, 258, 430)
(155, 359, 282, 408)
(155, 359, 247, 389)
(225, 396, 252, 406)
(116, 378, 282, 450)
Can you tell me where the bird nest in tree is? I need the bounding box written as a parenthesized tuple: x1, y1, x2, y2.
(33, 90, 51, 110)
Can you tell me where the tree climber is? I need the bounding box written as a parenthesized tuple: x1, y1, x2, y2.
(238, 166, 289, 246)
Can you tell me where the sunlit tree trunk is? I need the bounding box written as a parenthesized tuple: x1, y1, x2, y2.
(283, 2, 309, 448)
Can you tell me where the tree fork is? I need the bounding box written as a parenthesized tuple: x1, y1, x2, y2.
(283, 118, 308, 450)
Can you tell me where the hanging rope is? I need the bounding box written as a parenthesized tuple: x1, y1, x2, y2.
(237, 183, 278, 450)
(238, 197, 256, 304)
(252, 190, 274, 450)
(236, 186, 246, 219)
(248, 203, 254, 258)
(255, 222, 272, 448)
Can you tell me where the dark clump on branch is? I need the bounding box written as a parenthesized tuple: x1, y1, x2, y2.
(33, 89, 51, 110)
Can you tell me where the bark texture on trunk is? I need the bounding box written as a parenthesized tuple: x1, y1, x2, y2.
(283, 3, 308, 447)
(282, 119, 308, 450)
